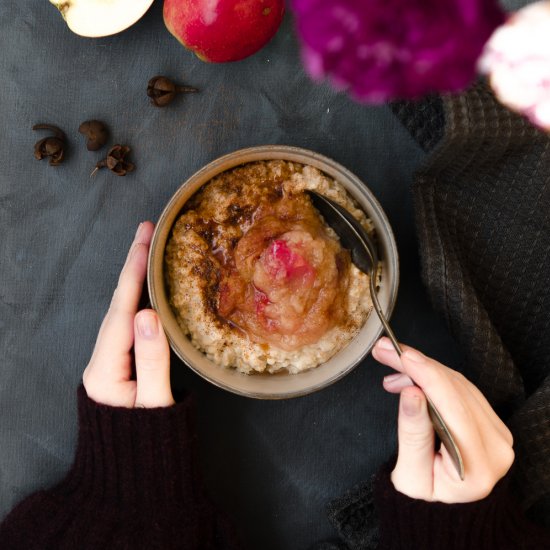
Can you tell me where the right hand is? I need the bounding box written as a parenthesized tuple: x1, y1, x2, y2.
(372, 337, 515, 504)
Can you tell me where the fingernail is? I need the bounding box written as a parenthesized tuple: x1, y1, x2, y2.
(377, 337, 395, 351)
(403, 349, 425, 364)
(402, 393, 421, 416)
(135, 222, 144, 240)
(383, 373, 415, 392)
(137, 311, 158, 339)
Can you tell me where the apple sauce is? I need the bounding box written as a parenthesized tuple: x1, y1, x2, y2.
(165, 160, 374, 374)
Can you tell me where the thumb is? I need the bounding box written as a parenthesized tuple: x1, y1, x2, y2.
(391, 386, 435, 500)
(134, 310, 175, 408)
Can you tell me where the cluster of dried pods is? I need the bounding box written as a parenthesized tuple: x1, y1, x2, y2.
(33, 121, 134, 177)
(33, 75, 198, 176)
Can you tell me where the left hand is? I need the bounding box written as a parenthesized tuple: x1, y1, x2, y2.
(83, 221, 175, 409)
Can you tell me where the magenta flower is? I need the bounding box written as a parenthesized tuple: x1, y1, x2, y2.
(292, 0, 505, 103)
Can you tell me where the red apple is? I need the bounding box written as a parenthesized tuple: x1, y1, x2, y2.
(163, 0, 285, 63)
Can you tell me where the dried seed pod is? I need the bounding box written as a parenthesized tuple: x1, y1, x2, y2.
(147, 75, 198, 107)
(79, 120, 109, 151)
(33, 124, 67, 166)
(92, 144, 135, 177)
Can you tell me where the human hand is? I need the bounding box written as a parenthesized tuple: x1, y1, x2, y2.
(83, 221, 175, 409)
(372, 337, 514, 504)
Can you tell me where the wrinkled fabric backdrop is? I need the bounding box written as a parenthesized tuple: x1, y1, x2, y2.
(0, 1, 530, 549)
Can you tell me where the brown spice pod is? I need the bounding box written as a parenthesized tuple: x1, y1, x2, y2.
(32, 124, 67, 166)
(79, 120, 109, 151)
(92, 144, 135, 177)
(147, 75, 198, 107)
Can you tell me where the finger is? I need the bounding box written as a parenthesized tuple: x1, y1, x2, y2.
(376, 344, 478, 442)
(399, 349, 463, 406)
(91, 222, 154, 366)
(372, 337, 405, 372)
(382, 373, 415, 393)
(399, 350, 496, 439)
(134, 310, 174, 408)
(375, 339, 513, 447)
(378, 343, 513, 483)
(448, 371, 514, 446)
(372, 338, 449, 375)
(109, 221, 154, 321)
(391, 386, 435, 500)
(399, 350, 490, 472)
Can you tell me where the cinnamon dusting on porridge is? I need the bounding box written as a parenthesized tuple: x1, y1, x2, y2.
(165, 160, 374, 374)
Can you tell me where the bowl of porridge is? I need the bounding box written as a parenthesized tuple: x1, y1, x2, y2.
(148, 146, 399, 399)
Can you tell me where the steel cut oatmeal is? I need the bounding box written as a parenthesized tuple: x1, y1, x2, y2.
(165, 160, 374, 374)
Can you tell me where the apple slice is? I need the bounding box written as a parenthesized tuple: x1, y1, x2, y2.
(50, 0, 155, 38)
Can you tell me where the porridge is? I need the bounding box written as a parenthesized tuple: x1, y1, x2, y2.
(165, 160, 374, 374)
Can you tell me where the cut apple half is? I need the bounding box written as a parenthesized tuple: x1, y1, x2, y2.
(50, 0, 155, 38)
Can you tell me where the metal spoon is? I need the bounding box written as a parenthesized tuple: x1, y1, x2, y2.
(308, 190, 465, 480)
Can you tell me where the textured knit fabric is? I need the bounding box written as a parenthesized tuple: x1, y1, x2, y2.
(316, 462, 550, 550)
(316, 81, 550, 548)
(374, 462, 550, 550)
(0, 386, 241, 550)
(393, 81, 550, 523)
(325, 475, 379, 550)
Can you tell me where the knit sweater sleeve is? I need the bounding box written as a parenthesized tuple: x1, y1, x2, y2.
(374, 461, 550, 550)
(0, 386, 242, 550)
(317, 461, 550, 550)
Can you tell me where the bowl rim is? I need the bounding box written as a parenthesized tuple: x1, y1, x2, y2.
(148, 145, 399, 399)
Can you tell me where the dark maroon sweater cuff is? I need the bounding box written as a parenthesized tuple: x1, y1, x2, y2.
(0, 386, 241, 550)
(59, 385, 206, 510)
(374, 461, 550, 550)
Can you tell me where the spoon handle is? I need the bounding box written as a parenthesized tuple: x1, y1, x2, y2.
(370, 277, 465, 480)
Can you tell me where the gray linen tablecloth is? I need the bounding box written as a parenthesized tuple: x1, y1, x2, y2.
(0, 2, 462, 549)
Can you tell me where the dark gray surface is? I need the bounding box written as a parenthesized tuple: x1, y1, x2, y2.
(0, 2, 461, 549)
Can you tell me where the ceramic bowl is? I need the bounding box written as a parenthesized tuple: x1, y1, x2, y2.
(148, 146, 399, 399)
